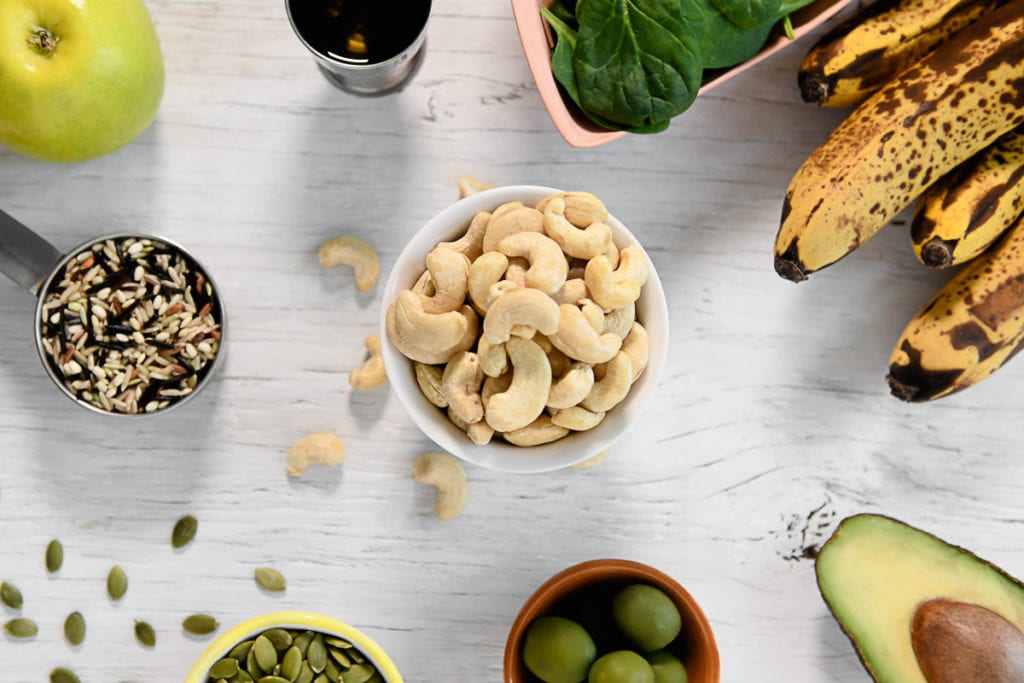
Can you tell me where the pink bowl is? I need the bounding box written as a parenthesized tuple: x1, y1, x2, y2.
(511, 0, 858, 147)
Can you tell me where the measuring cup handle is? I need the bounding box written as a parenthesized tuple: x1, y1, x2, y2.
(0, 209, 64, 295)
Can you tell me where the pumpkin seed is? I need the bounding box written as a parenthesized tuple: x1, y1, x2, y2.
(293, 629, 315, 656)
(329, 647, 352, 668)
(209, 657, 240, 678)
(183, 613, 219, 635)
(229, 638, 255, 660)
(254, 567, 287, 592)
(233, 670, 255, 683)
(324, 658, 341, 683)
(295, 662, 314, 683)
(258, 677, 291, 683)
(64, 611, 86, 645)
(254, 634, 279, 672)
(171, 514, 198, 549)
(312, 676, 329, 683)
(0, 581, 23, 609)
(325, 636, 352, 649)
(308, 633, 328, 673)
(134, 619, 156, 647)
(264, 627, 293, 650)
(46, 539, 64, 572)
(107, 565, 128, 601)
(281, 645, 303, 679)
(341, 663, 375, 683)
(4, 617, 37, 638)
(50, 668, 81, 683)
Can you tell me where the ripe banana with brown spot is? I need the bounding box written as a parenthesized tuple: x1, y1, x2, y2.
(798, 0, 1005, 108)
(774, 1, 1024, 283)
(888, 212, 1024, 402)
(911, 124, 1024, 268)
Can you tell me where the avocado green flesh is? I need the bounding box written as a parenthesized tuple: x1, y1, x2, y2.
(816, 514, 1024, 683)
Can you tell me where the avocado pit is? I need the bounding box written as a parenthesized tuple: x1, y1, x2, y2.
(911, 598, 1024, 683)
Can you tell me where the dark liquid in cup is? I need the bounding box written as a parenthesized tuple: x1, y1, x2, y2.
(288, 0, 431, 65)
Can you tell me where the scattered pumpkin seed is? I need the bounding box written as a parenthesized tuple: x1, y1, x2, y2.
(171, 514, 198, 549)
(209, 657, 240, 678)
(46, 539, 64, 572)
(254, 567, 287, 592)
(107, 565, 128, 601)
(183, 613, 219, 635)
(50, 668, 81, 683)
(4, 617, 38, 638)
(134, 619, 156, 647)
(64, 611, 86, 645)
(0, 581, 23, 609)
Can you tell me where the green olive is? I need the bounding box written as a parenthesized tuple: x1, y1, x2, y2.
(523, 616, 597, 683)
(646, 649, 688, 683)
(612, 584, 682, 652)
(588, 650, 655, 683)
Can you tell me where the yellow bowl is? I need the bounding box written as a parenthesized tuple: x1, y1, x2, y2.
(184, 611, 403, 683)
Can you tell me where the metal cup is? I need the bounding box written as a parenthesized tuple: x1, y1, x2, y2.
(285, 0, 432, 95)
(0, 209, 227, 417)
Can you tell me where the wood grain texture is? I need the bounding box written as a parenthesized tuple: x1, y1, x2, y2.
(0, 1, 1022, 681)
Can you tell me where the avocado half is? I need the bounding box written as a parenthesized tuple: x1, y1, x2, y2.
(815, 513, 1024, 683)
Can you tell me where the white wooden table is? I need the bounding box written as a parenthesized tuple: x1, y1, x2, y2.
(1, 1, 1021, 681)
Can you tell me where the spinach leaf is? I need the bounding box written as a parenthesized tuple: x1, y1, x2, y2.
(708, 0, 781, 30)
(546, 0, 579, 28)
(572, 0, 702, 130)
(681, 0, 774, 69)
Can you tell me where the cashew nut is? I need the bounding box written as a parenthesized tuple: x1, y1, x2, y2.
(439, 210, 491, 262)
(419, 246, 472, 314)
(484, 338, 552, 433)
(318, 235, 381, 292)
(458, 175, 496, 198)
(543, 197, 613, 260)
(605, 241, 620, 270)
(546, 344, 573, 378)
(584, 245, 649, 310)
(467, 420, 494, 445)
(287, 432, 346, 477)
(505, 257, 530, 288)
(547, 362, 595, 409)
(441, 351, 484, 424)
(412, 452, 467, 521)
(580, 299, 605, 333)
(622, 322, 650, 382)
(572, 450, 608, 470)
(604, 302, 636, 339)
(503, 415, 570, 447)
(477, 337, 507, 378)
(468, 251, 509, 314)
(349, 335, 387, 390)
(551, 405, 605, 431)
(414, 362, 447, 407)
(549, 303, 622, 364)
(481, 371, 513, 409)
(580, 351, 633, 412)
(483, 287, 560, 345)
(387, 292, 478, 365)
(482, 205, 545, 253)
(536, 191, 609, 228)
(552, 278, 589, 305)
(498, 232, 569, 295)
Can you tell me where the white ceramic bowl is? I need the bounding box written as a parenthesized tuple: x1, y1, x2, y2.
(379, 185, 669, 474)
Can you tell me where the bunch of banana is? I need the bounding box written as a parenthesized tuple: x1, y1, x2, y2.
(774, 0, 1024, 283)
(798, 0, 1006, 107)
(911, 124, 1024, 269)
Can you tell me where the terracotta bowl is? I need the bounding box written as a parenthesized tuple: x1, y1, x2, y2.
(379, 185, 669, 474)
(511, 0, 859, 147)
(184, 611, 403, 683)
(504, 559, 720, 683)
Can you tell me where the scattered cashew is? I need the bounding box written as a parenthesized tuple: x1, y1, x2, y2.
(478, 337, 507, 378)
(584, 245, 649, 310)
(468, 251, 509, 313)
(543, 197, 613, 260)
(581, 351, 633, 412)
(412, 452, 467, 521)
(458, 175, 496, 198)
(349, 335, 387, 390)
(482, 205, 545, 253)
(387, 293, 478, 365)
(441, 351, 484, 424)
(547, 362, 595, 409)
(551, 405, 606, 431)
(483, 287, 561, 345)
(287, 432, 346, 477)
(572, 450, 608, 470)
(622, 322, 650, 382)
(318, 235, 381, 292)
(485, 338, 551, 433)
(414, 363, 447, 407)
(536, 191, 609, 228)
(552, 278, 588, 305)
(604, 302, 636, 339)
(439, 210, 490, 262)
(498, 232, 569, 295)
(549, 303, 622, 364)
(503, 415, 570, 447)
(419, 246, 472, 314)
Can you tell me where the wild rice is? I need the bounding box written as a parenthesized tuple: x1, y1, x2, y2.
(39, 237, 222, 415)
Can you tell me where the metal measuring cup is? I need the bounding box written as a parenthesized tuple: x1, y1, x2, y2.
(0, 208, 227, 417)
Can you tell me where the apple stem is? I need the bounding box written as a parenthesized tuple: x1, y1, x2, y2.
(27, 26, 60, 56)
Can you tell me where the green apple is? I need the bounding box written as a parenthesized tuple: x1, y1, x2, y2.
(0, 0, 164, 162)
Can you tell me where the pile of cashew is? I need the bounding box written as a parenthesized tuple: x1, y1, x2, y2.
(386, 190, 652, 448)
